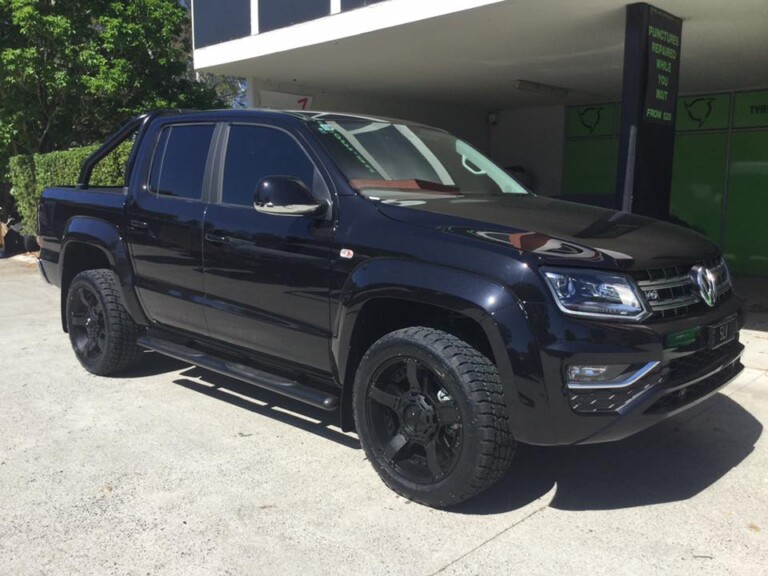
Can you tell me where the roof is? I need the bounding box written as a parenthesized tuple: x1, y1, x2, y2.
(148, 108, 434, 129)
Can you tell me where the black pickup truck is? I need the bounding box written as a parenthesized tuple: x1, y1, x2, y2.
(38, 109, 745, 507)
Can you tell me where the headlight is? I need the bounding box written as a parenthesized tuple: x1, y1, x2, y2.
(542, 268, 650, 321)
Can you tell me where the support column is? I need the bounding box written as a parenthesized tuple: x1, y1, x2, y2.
(245, 78, 261, 108)
(616, 3, 683, 219)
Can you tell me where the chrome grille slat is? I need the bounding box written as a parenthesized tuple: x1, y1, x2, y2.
(632, 256, 732, 320)
(637, 276, 691, 289)
(649, 294, 700, 311)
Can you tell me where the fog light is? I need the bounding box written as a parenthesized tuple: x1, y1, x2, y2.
(566, 362, 660, 390)
(569, 365, 605, 380)
(567, 364, 629, 383)
(568, 364, 627, 382)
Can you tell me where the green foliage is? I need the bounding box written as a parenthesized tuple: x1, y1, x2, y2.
(6, 154, 36, 232)
(0, 0, 223, 194)
(8, 142, 131, 234)
(198, 73, 248, 109)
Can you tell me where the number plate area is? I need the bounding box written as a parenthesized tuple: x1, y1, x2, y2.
(708, 314, 738, 349)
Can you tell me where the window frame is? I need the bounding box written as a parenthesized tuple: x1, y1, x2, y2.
(145, 122, 218, 202)
(214, 122, 334, 212)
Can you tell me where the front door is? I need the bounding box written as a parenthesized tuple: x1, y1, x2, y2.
(202, 123, 334, 372)
(126, 122, 215, 334)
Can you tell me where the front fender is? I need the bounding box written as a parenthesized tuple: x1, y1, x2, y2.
(59, 216, 148, 328)
(332, 258, 548, 439)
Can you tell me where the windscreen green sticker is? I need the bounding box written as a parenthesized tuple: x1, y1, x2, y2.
(675, 94, 730, 131)
(317, 122, 379, 176)
(330, 132, 379, 176)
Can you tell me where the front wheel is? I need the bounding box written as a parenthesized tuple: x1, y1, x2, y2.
(66, 269, 142, 375)
(353, 327, 515, 508)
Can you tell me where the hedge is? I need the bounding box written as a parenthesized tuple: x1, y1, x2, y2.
(7, 141, 132, 235)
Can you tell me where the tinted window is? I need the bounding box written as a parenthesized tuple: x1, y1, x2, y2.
(193, 0, 250, 48)
(149, 124, 215, 200)
(222, 125, 315, 206)
(342, 0, 386, 11)
(258, 0, 329, 33)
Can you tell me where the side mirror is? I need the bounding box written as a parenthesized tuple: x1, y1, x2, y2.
(254, 176, 328, 217)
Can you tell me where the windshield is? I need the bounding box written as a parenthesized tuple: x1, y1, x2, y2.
(308, 118, 529, 198)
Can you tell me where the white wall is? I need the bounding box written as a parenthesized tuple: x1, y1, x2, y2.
(195, 0, 507, 70)
(249, 83, 490, 151)
(488, 106, 566, 197)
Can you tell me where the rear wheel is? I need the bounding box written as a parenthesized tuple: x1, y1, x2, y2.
(353, 327, 515, 508)
(66, 269, 141, 375)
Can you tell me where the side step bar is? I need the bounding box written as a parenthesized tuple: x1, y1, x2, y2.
(137, 336, 339, 411)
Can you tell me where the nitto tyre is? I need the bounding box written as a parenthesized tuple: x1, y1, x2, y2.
(353, 327, 515, 508)
(66, 269, 142, 376)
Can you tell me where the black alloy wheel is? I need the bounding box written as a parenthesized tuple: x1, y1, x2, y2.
(69, 283, 108, 362)
(354, 327, 515, 508)
(66, 269, 141, 375)
(366, 355, 463, 484)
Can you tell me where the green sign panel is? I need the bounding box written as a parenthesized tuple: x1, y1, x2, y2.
(676, 94, 730, 131)
(563, 138, 619, 196)
(644, 6, 682, 124)
(670, 132, 728, 242)
(733, 90, 768, 129)
(566, 104, 617, 137)
(724, 131, 768, 275)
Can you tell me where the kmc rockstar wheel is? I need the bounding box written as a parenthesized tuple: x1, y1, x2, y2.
(354, 327, 515, 507)
(66, 269, 141, 376)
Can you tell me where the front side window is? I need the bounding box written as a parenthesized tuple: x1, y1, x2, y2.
(148, 124, 215, 200)
(308, 117, 529, 198)
(222, 125, 317, 206)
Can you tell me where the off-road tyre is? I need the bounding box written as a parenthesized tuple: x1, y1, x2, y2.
(66, 269, 142, 375)
(353, 327, 515, 508)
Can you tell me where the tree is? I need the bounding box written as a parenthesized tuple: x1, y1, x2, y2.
(0, 0, 224, 174)
(197, 73, 248, 109)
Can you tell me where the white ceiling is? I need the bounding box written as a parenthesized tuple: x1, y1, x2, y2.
(203, 0, 768, 109)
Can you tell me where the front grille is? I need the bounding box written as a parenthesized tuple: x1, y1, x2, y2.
(631, 255, 732, 320)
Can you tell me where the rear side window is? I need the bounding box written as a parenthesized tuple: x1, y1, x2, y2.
(148, 124, 215, 199)
(222, 125, 316, 206)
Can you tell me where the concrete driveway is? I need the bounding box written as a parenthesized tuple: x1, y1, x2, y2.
(1, 256, 766, 576)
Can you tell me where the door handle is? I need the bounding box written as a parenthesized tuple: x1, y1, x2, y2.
(205, 233, 230, 245)
(129, 219, 149, 230)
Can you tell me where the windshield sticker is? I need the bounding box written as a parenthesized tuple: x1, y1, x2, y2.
(329, 130, 379, 176)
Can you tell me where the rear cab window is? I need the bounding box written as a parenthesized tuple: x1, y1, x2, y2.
(148, 124, 215, 200)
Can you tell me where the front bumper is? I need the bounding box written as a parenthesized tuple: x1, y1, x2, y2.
(516, 291, 746, 445)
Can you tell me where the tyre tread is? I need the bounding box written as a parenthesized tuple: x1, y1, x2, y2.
(68, 269, 141, 375)
(355, 326, 515, 507)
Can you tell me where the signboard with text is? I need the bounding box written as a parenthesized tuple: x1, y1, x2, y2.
(615, 2, 684, 220)
(733, 90, 768, 128)
(644, 7, 682, 124)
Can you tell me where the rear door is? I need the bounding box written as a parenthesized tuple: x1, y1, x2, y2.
(202, 123, 334, 372)
(126, 121, 216, 333)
